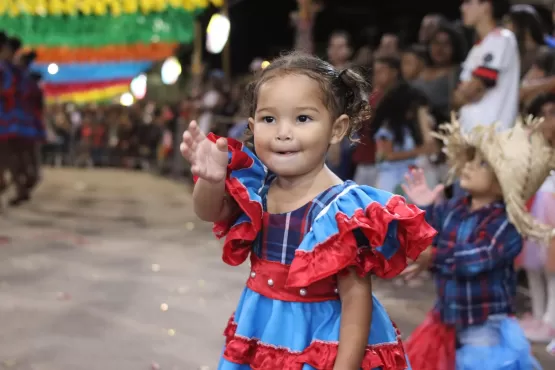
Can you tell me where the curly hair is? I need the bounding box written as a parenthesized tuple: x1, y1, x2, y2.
(243, 51, 371, 142)
(426, 23, 468, 65)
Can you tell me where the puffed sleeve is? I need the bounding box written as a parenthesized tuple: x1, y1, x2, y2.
(194, 134, 267, 266)
(286, 184, 437, 287)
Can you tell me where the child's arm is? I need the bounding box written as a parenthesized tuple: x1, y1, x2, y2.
(334, 269, 373, 370)
(434, 216, 522, 276)
(193, 178, 237, 222)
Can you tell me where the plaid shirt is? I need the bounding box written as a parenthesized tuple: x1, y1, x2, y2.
(424, 196, 522, 329)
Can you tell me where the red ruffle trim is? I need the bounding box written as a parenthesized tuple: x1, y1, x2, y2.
(222, 315, 409, 370)
(195, 134, 263, 266)
(287, 195, 437, 287)
(404, 311, 456, 370)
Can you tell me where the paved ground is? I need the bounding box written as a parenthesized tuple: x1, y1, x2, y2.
(0, 168, 553, 370)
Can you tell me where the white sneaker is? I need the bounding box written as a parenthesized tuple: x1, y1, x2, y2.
(525, 324, 555, 343)
(546, 339, 555, 356)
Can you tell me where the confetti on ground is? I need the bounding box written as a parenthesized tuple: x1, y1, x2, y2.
(56, 292, 71, 301)
(0, 236, 11, 245)
(177, 286, 188, 294)
(197, 280, 205, 287)
(74, 182, 87, 191)
(160, 303, 168, 311)
(199, 366, 210, 370)
(185, 222, 195, 231)
(167, 329, 176, 336)
(151, 362, 160, 370)
(151, 264, 160, 272)
(2, 359, 16, 367)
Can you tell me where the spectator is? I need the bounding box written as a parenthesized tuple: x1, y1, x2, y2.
(520, 47, 555, 107)
(505, 4, 547, 76)
(454, 0, 518, 132)
(418, 13, 448, 44)
(401, 44, 427, 82)
(376, 33, 399, 57)
(413, 23, 468, 124)
(368, 56, 433, 194)
(326, 30, 353, 70)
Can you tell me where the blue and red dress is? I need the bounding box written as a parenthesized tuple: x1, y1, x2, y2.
(202, 135, 437, 370)
(0, 61, 17, 140)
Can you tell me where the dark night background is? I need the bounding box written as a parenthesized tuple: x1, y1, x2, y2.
(194, 0, 553, 76)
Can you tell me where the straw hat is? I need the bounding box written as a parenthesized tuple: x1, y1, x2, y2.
(434, 114, 555, 241)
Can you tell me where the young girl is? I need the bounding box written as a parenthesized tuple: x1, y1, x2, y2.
(370, 59, 433, 194)
(181, 53, 437, 369)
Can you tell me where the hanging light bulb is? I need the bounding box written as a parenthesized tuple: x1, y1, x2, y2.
(206, 13, 230, 54)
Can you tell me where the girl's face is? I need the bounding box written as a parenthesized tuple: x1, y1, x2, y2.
(372, 61, 398, 90)
(401, 52, 424, 81)
(429, 31, 453, 66)
(249, 74, 347, 179)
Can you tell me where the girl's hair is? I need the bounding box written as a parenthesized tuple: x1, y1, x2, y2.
(532, 47, 555, 76)
(402, 44, 427, 61)
(426, 23, 468, 65)
(244, 52, 371, 141)
(7, 37, 21, 53)
(370, 82, 427, 147)
(508, 4, 546, 54)
(526, 92, 555, 116)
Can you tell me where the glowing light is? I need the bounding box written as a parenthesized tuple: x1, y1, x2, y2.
(47, 63, 58, 75)
(119, 92, 134, 107)
(261, 61, 270, 69)
(161, 57, 182, 85)
(206, 13, 230, 54)
(130, 74, 147, 99)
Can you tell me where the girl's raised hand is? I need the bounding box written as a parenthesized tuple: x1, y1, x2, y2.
(180, 121, 228, 183)
(401, 168, 444, 207)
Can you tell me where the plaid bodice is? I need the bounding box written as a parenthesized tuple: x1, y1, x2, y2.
(252, 176, 346, 265)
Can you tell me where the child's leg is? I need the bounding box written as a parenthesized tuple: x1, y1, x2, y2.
(543, 272, 555, 327)
(527, 269, 547, 321)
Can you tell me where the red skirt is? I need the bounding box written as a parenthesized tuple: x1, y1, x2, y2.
(404, 311, 457, 370)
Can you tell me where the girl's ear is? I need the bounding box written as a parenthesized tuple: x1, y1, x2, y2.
(330, 114, 349, 144)
(248, 117, 255, 133)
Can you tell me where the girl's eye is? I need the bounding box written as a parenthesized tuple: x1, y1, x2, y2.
(479, 160, 489, 168)
(297, 115, 312, 123)
(262, 116, 275, 124)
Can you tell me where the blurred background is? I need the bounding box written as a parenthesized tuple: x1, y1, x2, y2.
(1, 0, 555, 369)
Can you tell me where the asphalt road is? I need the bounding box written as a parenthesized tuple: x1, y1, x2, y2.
(0, 168, 552, 370)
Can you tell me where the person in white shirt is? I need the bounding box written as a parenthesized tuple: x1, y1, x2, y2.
(454, 0, 519, 132)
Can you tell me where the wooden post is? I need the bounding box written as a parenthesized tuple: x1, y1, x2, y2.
(300, 0, 311, 21)
(191, 20, 203, 88)
(222, 0, 231, 80)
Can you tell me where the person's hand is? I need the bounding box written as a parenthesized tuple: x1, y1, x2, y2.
(180, 120, 228, 183)
(401, 246, 434, 281)
(401, 168, 444, 207)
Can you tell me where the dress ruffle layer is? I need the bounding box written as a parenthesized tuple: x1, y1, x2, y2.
(222, 315, 409, 370)
(210, 136, 436, 283)
(287, 195, 436, 287)
(195, 134, 267, 266)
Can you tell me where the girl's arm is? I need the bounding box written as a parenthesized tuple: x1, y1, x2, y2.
(520, 76, 555, 102)
(193, 178, 238, 222)
(334, 269, 373, 370)
(377, 139, 427, 161)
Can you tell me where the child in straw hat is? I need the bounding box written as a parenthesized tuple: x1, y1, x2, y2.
(401, 115, 553, 370)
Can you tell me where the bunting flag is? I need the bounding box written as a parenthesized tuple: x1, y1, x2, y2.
(1, 0, 221, 104)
